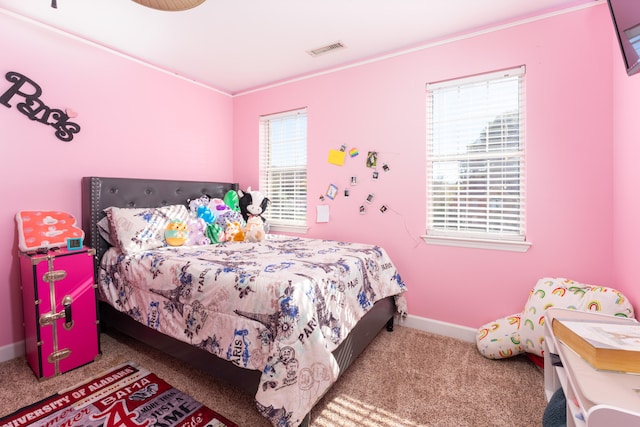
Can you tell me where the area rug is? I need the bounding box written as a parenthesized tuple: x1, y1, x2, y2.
(0, 361, 237, 427)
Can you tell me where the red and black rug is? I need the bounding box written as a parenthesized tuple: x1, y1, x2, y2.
(1, 362, 237, 427)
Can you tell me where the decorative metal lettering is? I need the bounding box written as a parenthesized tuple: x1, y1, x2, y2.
(0, 71, 81, 142)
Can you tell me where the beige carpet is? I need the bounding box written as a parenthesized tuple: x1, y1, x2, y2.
(0, 326, 547, 426)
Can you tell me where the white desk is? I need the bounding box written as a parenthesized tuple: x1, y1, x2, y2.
(543, 308, 640, 426)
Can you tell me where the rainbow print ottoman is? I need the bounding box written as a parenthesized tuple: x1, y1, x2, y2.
(476, 277, 635, 359)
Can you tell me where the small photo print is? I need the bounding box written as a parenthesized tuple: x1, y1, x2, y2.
(372, 171, 379, 180)
(359, 205, 366, 215)
(326, 184, 338, 200)
(344, 189, 350, 197)
(366, 151, 378, 168)
(366, 193, 375, 204)
(382, 163, 390, 172)
(379, 205, 388, 213)
(350, 176, 358, 186)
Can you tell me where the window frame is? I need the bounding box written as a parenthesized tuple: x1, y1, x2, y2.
(259, 107, 309, 234)
(424, 66, 531, 252)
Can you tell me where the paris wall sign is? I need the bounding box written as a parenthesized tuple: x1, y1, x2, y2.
(0, 71, 81, 142)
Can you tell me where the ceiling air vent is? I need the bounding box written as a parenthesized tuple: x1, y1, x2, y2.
(307, 41, 346, 57)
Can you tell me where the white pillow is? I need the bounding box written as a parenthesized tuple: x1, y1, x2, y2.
(105, 205, 189, 254)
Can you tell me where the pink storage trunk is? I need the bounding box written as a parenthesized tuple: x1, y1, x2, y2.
(19, 247, 100, 379)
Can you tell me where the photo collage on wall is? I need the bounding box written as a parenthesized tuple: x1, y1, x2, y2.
(318, 144, 392, 222)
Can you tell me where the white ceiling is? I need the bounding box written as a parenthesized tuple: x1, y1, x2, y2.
(0, 0, 597, 95)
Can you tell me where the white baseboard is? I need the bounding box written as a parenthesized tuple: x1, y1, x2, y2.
(0, 340, 24, 363)
(0, 315, 477, 364)
(398, 314, 477, 343)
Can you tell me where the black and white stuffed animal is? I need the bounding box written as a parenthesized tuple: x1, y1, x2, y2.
(237, 187, 270, 223)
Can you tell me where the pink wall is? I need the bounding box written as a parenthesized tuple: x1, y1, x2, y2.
(612, 30, 640, 312)
(234, 4, 619, 328)
(0, 12, 234, 349)
(3, 3, 631, 353)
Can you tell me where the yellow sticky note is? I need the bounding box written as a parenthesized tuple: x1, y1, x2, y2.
(328, 149, 346, 166)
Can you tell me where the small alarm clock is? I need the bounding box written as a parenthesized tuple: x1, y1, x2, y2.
(66, 237, 83, 251)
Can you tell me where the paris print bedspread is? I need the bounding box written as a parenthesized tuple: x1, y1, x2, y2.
(98, 235, 407, 427)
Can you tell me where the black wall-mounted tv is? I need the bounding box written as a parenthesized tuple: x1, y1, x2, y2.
(607, 0, 640, 76)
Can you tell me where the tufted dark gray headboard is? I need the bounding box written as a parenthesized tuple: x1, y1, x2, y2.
(81, 177, 238, 276)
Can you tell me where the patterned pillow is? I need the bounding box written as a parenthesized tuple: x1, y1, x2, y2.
(97, 216, 114, 246)
(105, 205, 190, 254)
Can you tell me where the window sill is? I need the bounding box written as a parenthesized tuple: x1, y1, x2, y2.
(422, 235, 532, 252)
(268, 224, 309, 234)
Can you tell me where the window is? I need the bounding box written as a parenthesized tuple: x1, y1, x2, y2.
(259, 108, 308, 233)
(425, 66, 530, 252)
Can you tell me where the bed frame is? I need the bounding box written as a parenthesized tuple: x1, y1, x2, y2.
(81, 176, 395, 427)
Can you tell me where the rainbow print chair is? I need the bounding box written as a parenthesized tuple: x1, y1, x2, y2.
(476, 277, 635, 360)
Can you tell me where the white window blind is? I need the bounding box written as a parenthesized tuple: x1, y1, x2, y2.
(259, 108, 308, 232)
(426, 66, 529, 251)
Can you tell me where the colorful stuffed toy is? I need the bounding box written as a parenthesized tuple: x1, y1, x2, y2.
(196, 205, 216, 224)
(237, 187, 270, 224)
(164, 219, 188, 246)
(223, 190, 240, 212)
(244, 215, 266, 242)
(476, 277, 635, 360)
(186, 217, 210, 246)
(187, 193, 244, 243)
(224, 220, 245, 242)
(205, 222, 225, 244)
(210, 198, 230, 212)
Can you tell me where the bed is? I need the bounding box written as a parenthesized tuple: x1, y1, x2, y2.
(81, 176, 407, 427)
